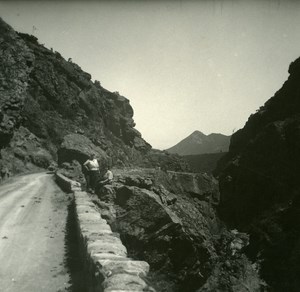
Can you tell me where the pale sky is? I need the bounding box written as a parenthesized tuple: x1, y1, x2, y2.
(1, 0, 300, 149)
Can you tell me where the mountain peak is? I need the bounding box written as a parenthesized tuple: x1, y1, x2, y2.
(166, 130, 230, 155)
(190, 130, 205, 136)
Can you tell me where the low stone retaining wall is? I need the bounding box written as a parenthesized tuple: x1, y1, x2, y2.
(55, 172, 155, 292)
(55, 172, 81, 192)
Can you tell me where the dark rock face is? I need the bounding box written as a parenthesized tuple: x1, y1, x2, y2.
(166, 131, 230, 155)
(0, 18, 152, 176)
(165, 171, 220, 204)
(93, 168, 262, 291)
(19, 32, 151, 159)
(0, 20, 34, 147)
(57, 133, 108, 167)
(218, 57, 300, 291)
(10, 126, 53, 168)
(0, 18, 189, 177)
(0, 126, 53, 174)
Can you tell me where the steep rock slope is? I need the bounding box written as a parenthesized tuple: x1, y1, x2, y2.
(0, 18, 190, 176)
(91, 168, 263, 292)
(19, 30, 150, 163)
(166, 131, 230, 155)
(0, 18, 166, 176)
(218, 57, 300, 291)
(0, 20, 34, 147)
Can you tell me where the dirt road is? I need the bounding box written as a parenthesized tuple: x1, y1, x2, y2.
(0, 173, 71, 291)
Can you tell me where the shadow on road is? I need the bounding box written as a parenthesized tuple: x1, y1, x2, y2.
(65, 199, 88, 292)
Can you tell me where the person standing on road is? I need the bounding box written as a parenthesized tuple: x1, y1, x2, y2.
(83, 153, 99, 193)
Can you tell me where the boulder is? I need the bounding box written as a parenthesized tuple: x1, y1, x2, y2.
(57, 133, 108, 167)
(115, 174, 153, 190)
(166, 171, 220, 205)
(152, 185, 177, 205)
(95, 184, 117, 203)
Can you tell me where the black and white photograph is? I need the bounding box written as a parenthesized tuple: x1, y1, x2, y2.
(0, 0, 300, 291)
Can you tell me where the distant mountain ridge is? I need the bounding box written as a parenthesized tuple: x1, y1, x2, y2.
(166, 130, 230, 155)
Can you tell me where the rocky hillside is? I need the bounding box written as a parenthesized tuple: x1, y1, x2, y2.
(166, 131, 230, 156)
(87, 168, 262, 292)
(0, 18, 188, 176)
(217, 57, 300, 291)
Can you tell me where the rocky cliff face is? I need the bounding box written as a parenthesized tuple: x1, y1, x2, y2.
(218, 57, 300, 291)
(0, 18, 185, 176)
(90, 168, 263, 292)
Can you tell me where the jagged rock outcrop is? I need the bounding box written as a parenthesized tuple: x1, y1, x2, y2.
(57, 133, 108, 166)
(0, 18, 190, 178)
(0, 20, 34, 147)
(0, 18, 153, 177)
(19, 32, 152, 158)
(92, 168, 262, 291)
(217, 57, 300, 291)
(0, 126, 53, 174)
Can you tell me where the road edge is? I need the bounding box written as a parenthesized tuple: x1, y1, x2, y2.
(55, 171, 155, 292)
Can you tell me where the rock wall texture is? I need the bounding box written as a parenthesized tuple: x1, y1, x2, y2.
(20, 30, 150, 157)
(0, 18, 189, 177)
(0, 19, 34, 147)
(93, 168, 263, 292)
(217, 57, 300, 291)
(0, 18, 190, 179)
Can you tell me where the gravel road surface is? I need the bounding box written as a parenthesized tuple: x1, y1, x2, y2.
(0, 173, 71, 292)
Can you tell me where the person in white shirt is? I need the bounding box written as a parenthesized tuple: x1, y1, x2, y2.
(99, 168, 113, 187)
(83, 153, 99, 193)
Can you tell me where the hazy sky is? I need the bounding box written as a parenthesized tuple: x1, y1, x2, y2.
(1, 0, 300, 149)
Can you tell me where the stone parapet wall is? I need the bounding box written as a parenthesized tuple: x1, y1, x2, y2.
(55, 172, 154, 291)
(55, 171, 82, 192)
